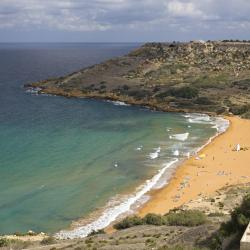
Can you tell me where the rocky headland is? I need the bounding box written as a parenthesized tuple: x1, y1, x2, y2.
(27, 40, 250, 117)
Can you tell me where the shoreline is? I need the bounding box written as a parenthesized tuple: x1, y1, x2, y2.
(25, 86, 217, 117)
(52, 108, 229, 239)
(3, 97, 249, 241)
(138, 115, 250, 217)
(22, 90, 232, 239)
(9, 89, 249, 239)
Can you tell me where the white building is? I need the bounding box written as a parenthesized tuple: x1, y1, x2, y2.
(241, 223, 250, 250)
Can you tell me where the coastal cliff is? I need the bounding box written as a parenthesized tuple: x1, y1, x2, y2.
(27, 41, 250, 117)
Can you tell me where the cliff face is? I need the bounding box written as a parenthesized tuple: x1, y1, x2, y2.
(28, 41, 250, 116)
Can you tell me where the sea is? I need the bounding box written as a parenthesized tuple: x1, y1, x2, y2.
(0, 43, 229, 237)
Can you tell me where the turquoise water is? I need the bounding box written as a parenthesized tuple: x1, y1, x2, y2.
(0, 43, 219, 235)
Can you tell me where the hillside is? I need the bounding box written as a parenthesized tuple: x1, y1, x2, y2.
(27, 41, 250, 117)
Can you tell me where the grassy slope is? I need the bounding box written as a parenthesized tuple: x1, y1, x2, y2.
(28, 41, 250, 117)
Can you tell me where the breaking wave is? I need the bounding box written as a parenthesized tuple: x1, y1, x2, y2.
(169, 133, 189, 141)
(55, 158, 178, 239)
(149, 147, 161, 159)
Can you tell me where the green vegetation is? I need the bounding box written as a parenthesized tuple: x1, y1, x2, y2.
(30, 42, 250, 117)
(113, 210, 207, 230)
(192, 74, 229, 89)
(169, 86, 199, 99)
(229, 104, 250, 115)
(127, 89, 150, 99)
(85, 237, 94, 244)
(158, 246, 206, 250)
(221, 194, 250, 236)
(41, 236, 56, 245)
(208, 212, 224, 217)
(222, 39, 250, 43)
(144, 213, 166, 225)
(194, 97, 214, 105)
(113, 215, 144, 230)
(209, 194, 250, 249)
(122, 84, 130, 91)
(145, 238, 157, 247)
(165, 210, 207, 227)
(231, 79, 250, 90)
(0, 238, 30, 249)
(156, 86, 199, 99)
(0, 238, 10, 247)
(87, 229, 105, 236)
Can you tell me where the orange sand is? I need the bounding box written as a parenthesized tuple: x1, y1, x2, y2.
(139, 116, 250, 216)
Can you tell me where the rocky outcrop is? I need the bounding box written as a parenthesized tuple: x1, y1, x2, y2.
(27, 41, 250, 117)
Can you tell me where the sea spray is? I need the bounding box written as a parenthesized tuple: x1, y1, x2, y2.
(149, 147, 161, 159)
(107, 100, 130, 106)
(173, 150, 180, 156)
(169, 133, 189, 141)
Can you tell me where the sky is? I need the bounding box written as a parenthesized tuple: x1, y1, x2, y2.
(0, 0, 249, 42)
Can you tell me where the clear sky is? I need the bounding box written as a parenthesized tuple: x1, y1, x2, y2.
(0, 0, 249, 42)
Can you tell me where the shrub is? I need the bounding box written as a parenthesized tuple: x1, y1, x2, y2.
(0, 238, 10, 247)
(156, 86, 199, 99)
(128, 89, 149, 99)
(216, 106, 226, 115)
(218, 202, 224, 209)
(158, 245, 205, 250)
(222, 194, 250, 235)
(143, 213, 166, 226)
(85, 238, 94, 244)
(113, 216, 144, 230)
(208, 212, 224, 217)
(122, 85, 130, 91)
(87, 229, 105, 236)
(41, 236, 56, 245)
(173, 86, 198, 99)
(209, 194, 250, 249)
(194, 97, 214, 105)
(14, 231, 26, 236)
(231, 79, 250, 90)
(229, 105, 249, 115)
(113, 210, 207, 230)
(145, 238, 156, 246)
(165, 210, 207, 227)
(156, 91, 170, 99)
(100, 85, 106, 89)
(153, 86, 161, 93)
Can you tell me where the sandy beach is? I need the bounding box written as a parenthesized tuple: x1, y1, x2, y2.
(139, 115, 250, 216)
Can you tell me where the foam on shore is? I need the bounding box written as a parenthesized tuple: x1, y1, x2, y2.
(169, 133, 189, 141)
(195, 117, 229, 154)
(185, 113, 211, 124)
(107, 100, 130, 106)
(173, 149, 180, 156)
(55, 114, 229, 240)
(184, 113, 229, 134)
(56, 158, 178, 239)
(25, 87, 42, 95)
(149, 147, 161, 159)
